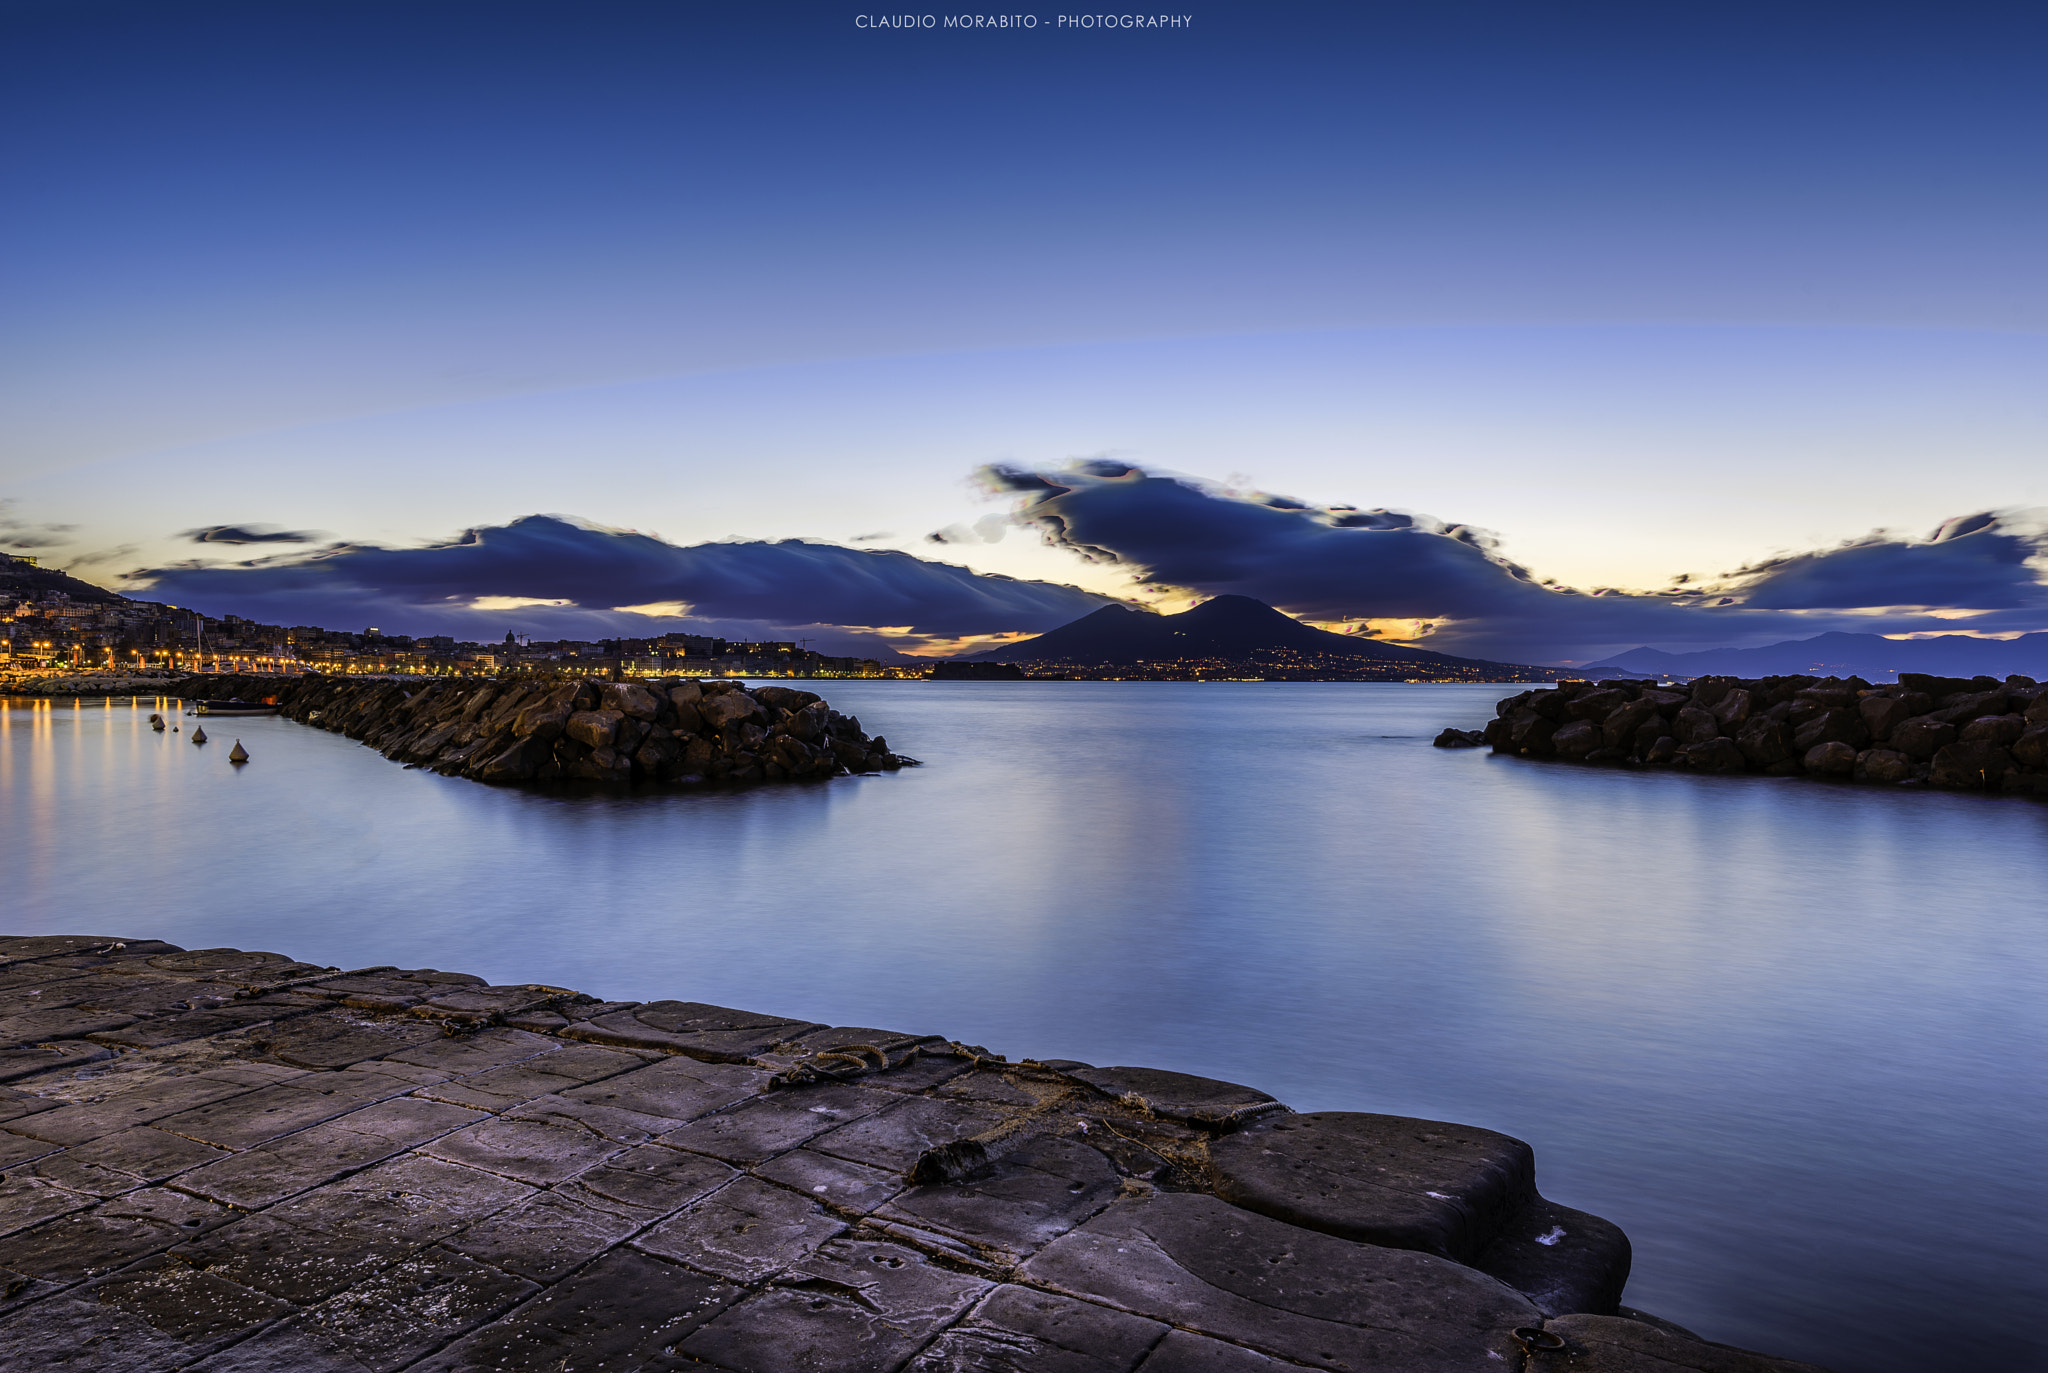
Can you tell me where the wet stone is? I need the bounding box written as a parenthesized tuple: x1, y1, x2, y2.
(1542, 1313, 1834, 1372)
(419, 1113, 623, 1185)
(26, 1124, 229, 1196)
(751, 1146, 908, 1217)
(0, 1172, 97, 1240)
(561, 999, 824, 1062)
(634, 1174, 848, 1282)
(291, 1245, 539, 1372)
(443, 1184, 661, 1281)
(569, 1142, 737, 1214)
(1066, 1065, 1282, 1128)
(262, 1152, 535, 1254)
(419, 1248, 744, 1372)
(675, 1237, 991, 1373)
(1472, 1196, 1632, 1317)
(152, 1074, 405, 1150)
(1209, 1111, 1537, 1262)
(1140, 1328, 1315, 1371)
(242, 1010, 449, 1069)
(0, 1128, 63, 1167)
(501, 1089, 684, 1143)
(0, 1293, 203, 1373)
(5, 1072, 280, 1146)
(905, 1283, 1168, 1373)
(82, 1253, 294, 1356)
(8, 1186, 236, 1286)
(553, 1052, 769, 1122)
(658, 1081, 898, 1164)
(0, 1038, 114, 1082)
(87, 998, 326, 1050)
(405, 1041, 645, 1110)
(175, 1099, 485, 1208)
(1019, 1191, 1538, 1372)
(174, 1211, 405, 1306)
(877, 1135, 1123, 1262)
(808, 1093, 1014, 1173)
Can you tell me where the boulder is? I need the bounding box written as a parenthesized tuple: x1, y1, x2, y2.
(1802, 741, 1857, 776)
(511, 685, 578, 742)
(1643, 736, 1680, 766)
(1711, 688, 1752, 732)
(1858, 694, 1913, 742)
(565, 709, 624, 750)
(1791, 708, 1868, 754)
(1432, 728, 1486, 748)
(1888, 716, 1956, 760)
(2014, 726, 2048, 771)
(1672, 706, 1720, 746)
(1958, 713, 2025, 747)
(1600, 698, 1662, 749)
(1552, 721, 1601, 757)
(1854, 748, 1913, 784)
(1735, 718, 1791, 767)
(700, 691, 762, 730)
(1928, 741, 2014, 790)
(2028, 695, 2048, 726)
(753, 686, 822, 713)
(1566, 689, 1631, 722)
(1683, 737, 1748, 773)
(599, 682, 661, 721)
(1931, 688, 2007, 725)
(669, 680, 704, 708)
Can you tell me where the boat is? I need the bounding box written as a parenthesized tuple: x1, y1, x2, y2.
(194, 698, 282, 716)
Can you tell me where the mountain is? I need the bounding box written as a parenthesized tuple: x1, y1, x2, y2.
(1581, 630, 2048, 682)
(964, 595, 1557, 680)
(0, 553, 126, 605)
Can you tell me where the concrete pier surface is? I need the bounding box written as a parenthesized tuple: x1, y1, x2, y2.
(0, 936, 1827, 1372)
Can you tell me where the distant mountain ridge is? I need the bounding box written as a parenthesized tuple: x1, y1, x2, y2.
(1582, 630, 2048, 682)
(965, 595, 1556, 680)
(0, 553, 126, 605)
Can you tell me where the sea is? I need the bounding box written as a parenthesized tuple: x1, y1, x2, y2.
(4, 682, 2045, 1373)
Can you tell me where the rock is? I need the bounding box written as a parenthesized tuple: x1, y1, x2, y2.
(1552, 720, 1602, 757)
(598, 681, 660, 721)
(1432, 728, 1485, 748)
(1928, 740, 2014, 790)
(1471, 1196, 1631, 1317)
(1683, 737, 1748, 773)
(1566, 689, 1631, 722)
(1791, 708, 1868, 754)
(699, 691, 762, 730)
(1600, 698, 1662, 749)
(2014, 726, 2048, 770)
(1854, 748, 1913, 784)
(1859, 693, 1913, 741)
(1958, 713, 2025, 747)
(511, 686, 577, 741)
(1735, 717, 1792, 767)
(752, 685, 822, 713)
(1507, 711, 1556, 755)
(564, 709, 622, 750)
(1644, 736, 1680, 766)
(1541, 1313, 1833, 1371)
(1711, 688, 1753, 732)
(1673, 706, 1720, 746)
(1065, 1066, 1279, 1127)
(1802, 741, 1857, 776)
(1931, 687, 2007, 725)
(1888, 716, 1956, 760)
(1209, 1112, 1534, 1262)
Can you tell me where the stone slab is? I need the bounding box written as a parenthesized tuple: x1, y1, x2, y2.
(1066, 1065, 1281, 1127)
(904, 1283, 1168, 1373)
(658, 1080, 898, 1164)
(1209, 1111, 1537, 1262)
(1019, 1191, 1538, 1372)
(559, 999, 824, 1062)
(633, 1174, 847, 1282)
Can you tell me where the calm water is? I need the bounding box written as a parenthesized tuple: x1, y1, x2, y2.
(4, 684, 2045, 1373)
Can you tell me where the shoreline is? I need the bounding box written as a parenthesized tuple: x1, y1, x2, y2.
(0, 933, 1827, 1371)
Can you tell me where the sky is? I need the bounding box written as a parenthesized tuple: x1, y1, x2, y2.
(3, 0, 2044, 663)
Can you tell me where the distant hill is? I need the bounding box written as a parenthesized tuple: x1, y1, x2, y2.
(1582, 630, 2048, 683)
(0, 553, 126, 605)
(965, 595, 1557, 681)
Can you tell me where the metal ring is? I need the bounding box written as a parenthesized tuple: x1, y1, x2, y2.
(1513, 1327, 1569, 1353)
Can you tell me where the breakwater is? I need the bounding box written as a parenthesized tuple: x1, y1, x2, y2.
(0, 933, 1828, 1371)
(1440, 671, 2048, 793)
(177, 673, 913, 786)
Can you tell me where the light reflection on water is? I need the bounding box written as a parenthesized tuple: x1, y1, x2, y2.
(4, 684, 2045, 1373)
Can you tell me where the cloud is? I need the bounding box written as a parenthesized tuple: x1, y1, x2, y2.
(983, 463, 2048, 663)
(0, 500, 79, 550)
(125, 514, 1113, 654)
(182, 525, 327, 545)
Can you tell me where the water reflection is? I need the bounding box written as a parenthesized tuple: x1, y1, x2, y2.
(3, 685, 2045, 1372)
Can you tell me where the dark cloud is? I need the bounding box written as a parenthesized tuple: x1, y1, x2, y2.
(984, 464, 2048, 663)
(0, 500, 79, 550)
(183, 525, 326, 545)
(126, 514, 1112, 652)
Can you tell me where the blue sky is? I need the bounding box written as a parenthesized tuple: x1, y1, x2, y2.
(4, 1, 2044, 661)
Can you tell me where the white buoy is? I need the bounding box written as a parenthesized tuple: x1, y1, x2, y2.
(229, 740, 249, 764)
(192, 726, 208, 744)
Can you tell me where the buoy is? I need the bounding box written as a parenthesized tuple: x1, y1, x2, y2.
(149, 713, 165, 731)
(192, 726, 208, 744)
(229, 740, 249, 764)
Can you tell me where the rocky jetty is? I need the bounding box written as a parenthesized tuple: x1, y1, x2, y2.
(1, 670, 185, 698)
(0, 933, 1826, 1371)
(176, 674, 913, 787)
(1439, 671, 2048, 794)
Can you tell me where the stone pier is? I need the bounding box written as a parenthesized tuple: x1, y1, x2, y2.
(0, 936, 1826, 1372)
